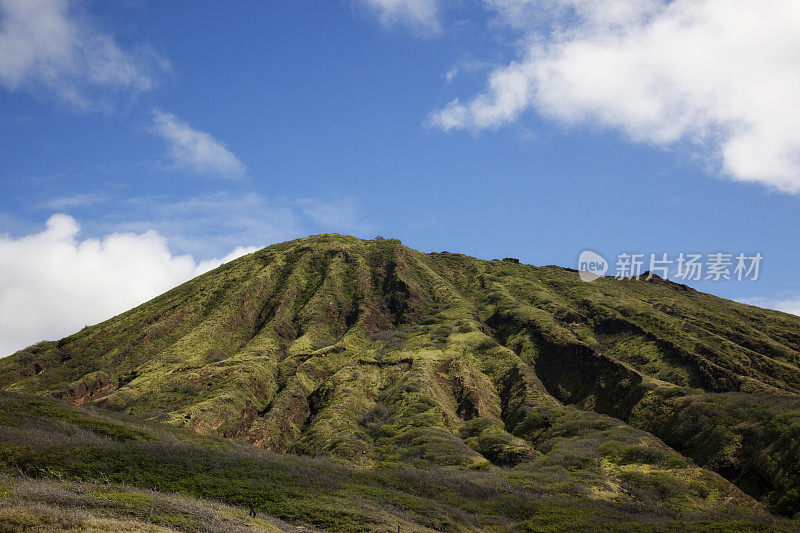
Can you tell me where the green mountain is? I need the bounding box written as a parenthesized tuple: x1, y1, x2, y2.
(1, 234, 799, 531)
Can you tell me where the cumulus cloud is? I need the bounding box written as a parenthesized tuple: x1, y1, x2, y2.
(356, 0, 440, 34)
(0, 214, 254, 356)
(152, 110, 245, 178)
(0, 0, 167, 107)
(0, 192, 373, 355)
(430, 0, 800, 192)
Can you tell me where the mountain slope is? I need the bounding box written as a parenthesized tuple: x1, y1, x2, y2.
(2, 392, 793, 531)
(1, 234, 799, 519)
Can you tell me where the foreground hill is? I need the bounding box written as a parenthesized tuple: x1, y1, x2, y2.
(1, 234, 799, 527)
(0, 392, 794, 531)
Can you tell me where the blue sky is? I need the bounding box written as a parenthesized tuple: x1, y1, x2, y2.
(2, 0, 800, 354)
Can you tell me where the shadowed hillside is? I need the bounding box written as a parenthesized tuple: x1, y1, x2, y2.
(1, 234, 800, 528)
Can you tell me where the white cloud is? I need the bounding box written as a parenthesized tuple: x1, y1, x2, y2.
(296, 197, 372, 235)
(38, 192, 110, 210)
(740, 294, 800, 317)
(0, 0, 166, 107)
(483, 0, 664, 30)
(120, 193, 373, 256)
(0, 214, 252, 356)
(356, 0, 441, 34)
(152, 110, 245, 178)
(120, 192, 299, 257)
(430, 0, 800, 192)
(33, 191, 373, 259)
(774, 299, 800, 317)
(0, 193, 373, 355)
(196, 245, 259, 273)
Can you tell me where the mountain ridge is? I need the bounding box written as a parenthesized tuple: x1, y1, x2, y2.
(1, 234, 799, 519)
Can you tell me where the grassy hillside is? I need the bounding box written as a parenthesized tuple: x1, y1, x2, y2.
(0, 392, 795, 532)
(1, 234, 799, 528)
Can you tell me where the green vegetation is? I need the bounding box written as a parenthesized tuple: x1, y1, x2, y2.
(0, 393, 794, 531)
(0, 474, 287, 532)
(0, 234, 799, 530)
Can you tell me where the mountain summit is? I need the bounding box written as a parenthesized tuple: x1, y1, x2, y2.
(2, 234, 799, 521)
